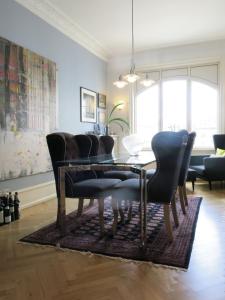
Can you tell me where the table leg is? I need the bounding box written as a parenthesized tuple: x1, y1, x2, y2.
(140, 169, 144, 248)
(143, 170, 147, 246)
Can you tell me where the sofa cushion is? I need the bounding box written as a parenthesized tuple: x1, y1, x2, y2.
(191, 165, 205, 176)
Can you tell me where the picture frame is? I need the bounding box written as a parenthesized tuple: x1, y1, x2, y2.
(98, 93, 106, 108)
(80, 87, 97, 123)
(98, 108, 106, 124)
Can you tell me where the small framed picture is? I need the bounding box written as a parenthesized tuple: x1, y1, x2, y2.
(98, 108, 106, 124)
(80, 87, 97, 123)
(98, 93, 106, 108)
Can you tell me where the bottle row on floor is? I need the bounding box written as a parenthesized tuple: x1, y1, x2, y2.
(0, 191, 20, 226)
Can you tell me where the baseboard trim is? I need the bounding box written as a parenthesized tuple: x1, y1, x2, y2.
(16, 181, 56, 209)
(21, 193, 56, 209)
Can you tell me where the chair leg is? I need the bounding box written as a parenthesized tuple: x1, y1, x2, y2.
(209, 180, 212, 190)
(118, 200, 125, 224)
(182, 184, 188, 206)
(171, 196, 179, 227)
(124, 199, 129, 210)
(163, 204, 173, 242)
(98, 199, 105, 235)
(178, 186, 186, 214)
(128, 200, 133, 221)
(192, 180, 195, 191)
(77, 198, 84, 216)
(88, 199, 94, 207)
(111, 198, 118, 235)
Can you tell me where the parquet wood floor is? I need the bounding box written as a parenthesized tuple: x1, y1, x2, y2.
(1, 182, 225, 300)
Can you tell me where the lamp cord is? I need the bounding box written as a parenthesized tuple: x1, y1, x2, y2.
(131, 0, 135, 72)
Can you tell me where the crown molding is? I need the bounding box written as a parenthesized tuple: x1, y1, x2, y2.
(15, 0, 109, 61)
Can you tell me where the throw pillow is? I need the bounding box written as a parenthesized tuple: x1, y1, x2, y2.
(216, 148, 225, 156)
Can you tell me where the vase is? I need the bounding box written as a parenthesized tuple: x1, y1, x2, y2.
(105, 125, 109, 135)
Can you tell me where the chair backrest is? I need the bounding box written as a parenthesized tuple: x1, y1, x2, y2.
(46, 133, 94, 197)
(99, 135, 114, 154)
(178, 131, 196, 186)
(87, 134, 99, 156)
(147, 131, 187, 204)
(213, 134, 225, 151)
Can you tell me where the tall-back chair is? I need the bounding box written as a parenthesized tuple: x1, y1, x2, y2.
(46, 132, 121, 234)
(99, 136, 114, 154)
(109, 131, 187, 240)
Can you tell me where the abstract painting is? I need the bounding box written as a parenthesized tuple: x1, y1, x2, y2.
(0, 36, 57, 181)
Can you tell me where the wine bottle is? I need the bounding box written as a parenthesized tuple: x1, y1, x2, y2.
(9, 192, 15, 222)
(14, 192, 20, 220)
(4, 194, 11, 224)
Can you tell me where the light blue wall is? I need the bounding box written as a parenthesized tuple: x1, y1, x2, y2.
(0, 0, 107, 190)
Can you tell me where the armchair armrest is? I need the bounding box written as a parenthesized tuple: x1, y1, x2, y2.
(203, 156, 225, 179)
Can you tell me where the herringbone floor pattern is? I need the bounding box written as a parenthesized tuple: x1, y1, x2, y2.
(1, 182, 225, 300)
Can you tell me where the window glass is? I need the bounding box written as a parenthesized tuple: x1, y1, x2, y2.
(162, 80, 187, 131)
(191, 81, 218, 148)
(136, 85, 159, 148)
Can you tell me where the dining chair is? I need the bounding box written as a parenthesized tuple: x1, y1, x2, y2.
(46, 132, 121, 234)
(108, 131, 187, 240)
(147, 130, 195, 215)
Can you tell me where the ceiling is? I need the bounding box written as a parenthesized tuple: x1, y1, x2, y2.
(17, 0, 225, 59)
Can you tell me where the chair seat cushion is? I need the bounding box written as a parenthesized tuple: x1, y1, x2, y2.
(191, 165, 205, 176)
(186, 168, 197, 181)
(111, 179, 142, 201)
(103, 170, 138, 180)
(72, 178, 121, 198)
(146, 169, 156, 179)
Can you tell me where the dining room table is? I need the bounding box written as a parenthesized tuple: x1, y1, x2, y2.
(56, 151, 155, 247)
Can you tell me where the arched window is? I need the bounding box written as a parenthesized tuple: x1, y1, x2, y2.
(135, 64, 219, 149)
(136, 84, 159, 149)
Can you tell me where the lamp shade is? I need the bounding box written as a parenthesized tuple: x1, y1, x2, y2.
(113, 75, 128, 88)
(140, 74, 155, 87)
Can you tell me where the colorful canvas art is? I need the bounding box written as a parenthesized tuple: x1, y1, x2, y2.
(0, 37, 57, 181)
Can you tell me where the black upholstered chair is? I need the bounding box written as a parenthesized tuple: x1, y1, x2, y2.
(177, 132, 196, 213)
(99, 135, 138, 180)
(109, 131, 187, 240)
(213, 134, 225, 151)
(147, 130, 193, 214)
(46, 132, 121, 234)
(190, 134, 225, 190)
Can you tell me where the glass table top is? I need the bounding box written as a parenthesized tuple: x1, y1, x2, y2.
(57, 151, 155, 167)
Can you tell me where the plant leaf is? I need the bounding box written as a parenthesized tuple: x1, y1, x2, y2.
(113, 121, 124, 131)
(108, 117, 130, 128)
(108, 103, 124, 121)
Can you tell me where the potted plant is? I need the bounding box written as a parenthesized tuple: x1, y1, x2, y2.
(105, 103, 129, 135)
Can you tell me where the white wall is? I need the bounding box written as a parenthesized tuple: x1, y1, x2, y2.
(107, 39, 225, 141)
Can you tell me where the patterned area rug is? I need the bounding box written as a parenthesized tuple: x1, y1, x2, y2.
(21, 196, 202, 269)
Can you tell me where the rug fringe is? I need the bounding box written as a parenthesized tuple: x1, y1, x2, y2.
(17, 240, 187, 272)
